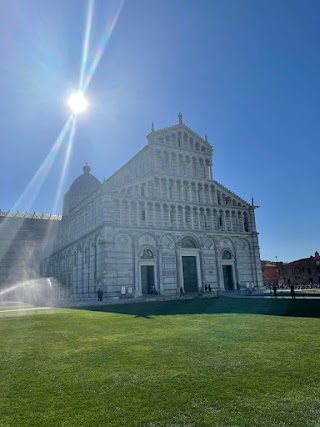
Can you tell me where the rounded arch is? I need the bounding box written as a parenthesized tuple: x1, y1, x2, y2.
(140, 247, 155, 259)
(138, 232, 157, 247)
(94, 233, 103, 246)
(181, 238, 197, 248)
(77, 243, 83, 255)
(179, 233, 200, 248)
(218, 236, 236, 252)
(221, 249, 232, 259)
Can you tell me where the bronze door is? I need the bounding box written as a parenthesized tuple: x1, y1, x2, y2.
(182, 256, 198, 292)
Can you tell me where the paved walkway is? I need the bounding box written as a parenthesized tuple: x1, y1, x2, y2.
(0, 307, 52, 313)
(53, 292, 218, 308)
(1, 291, 319, 312)
(223, 291, 320, 299)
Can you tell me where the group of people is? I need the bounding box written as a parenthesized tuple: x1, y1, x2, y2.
(204, 284, 212, 293)
(179, 284, 212, 297)
(98, 282, 300, 301)
(271, 284, 296, 299)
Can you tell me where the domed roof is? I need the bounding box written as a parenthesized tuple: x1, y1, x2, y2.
(68, 163, 101, 194)
(63, 164, 101, 215)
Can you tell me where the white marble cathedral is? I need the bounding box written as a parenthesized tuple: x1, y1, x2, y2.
(41, 114, 263, 298)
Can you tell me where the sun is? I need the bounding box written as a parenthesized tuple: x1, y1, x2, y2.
(67, 91, 88, 115)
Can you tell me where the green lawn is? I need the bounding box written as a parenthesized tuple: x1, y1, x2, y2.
(1, 298, 320, 427)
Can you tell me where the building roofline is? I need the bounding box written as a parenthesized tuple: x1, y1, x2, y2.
(147, 122, 211, 147)
(0, 210, 62, 220)
(212, 179, 250, 206)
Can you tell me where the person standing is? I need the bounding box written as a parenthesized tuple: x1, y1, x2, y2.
(97, 288, 103, 301)
(272, 284, 277, 297)
(290, 284, 295, 299)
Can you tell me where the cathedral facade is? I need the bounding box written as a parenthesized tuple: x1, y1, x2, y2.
(41, 115, 263, 298)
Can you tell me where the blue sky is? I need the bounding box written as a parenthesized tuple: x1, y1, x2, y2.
(0, 0, 319, 262)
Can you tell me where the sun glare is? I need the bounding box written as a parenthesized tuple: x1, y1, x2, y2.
(67, 91, 88, 115)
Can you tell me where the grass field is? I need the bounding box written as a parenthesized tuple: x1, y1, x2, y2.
(1, 297, 320, 427)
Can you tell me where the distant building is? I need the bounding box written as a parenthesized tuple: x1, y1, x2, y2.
(277, 252, 320, 287)
(0, 211, 61, 288)
(261, 260, 279, 287)
(41, 114, 264, 298)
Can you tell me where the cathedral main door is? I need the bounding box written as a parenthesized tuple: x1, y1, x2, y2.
(141, 265, 155, 294)
(182, 256, 198, 292)
(222, 265, 234, 290)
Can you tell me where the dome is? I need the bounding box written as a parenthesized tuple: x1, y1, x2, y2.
(68, 163, 101, 194)
(63, 164, 101, 215)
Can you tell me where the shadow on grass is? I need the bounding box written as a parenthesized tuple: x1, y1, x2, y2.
(77, 297, 320, 319)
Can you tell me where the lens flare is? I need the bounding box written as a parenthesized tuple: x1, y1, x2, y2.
(3, 1, 125, 269)
(0, 116, 74, 265)
(79, 0, 94, 91)
(81, 0, 124, 92)
(67, 91, 88, 115)
(50, 116, 76, 218)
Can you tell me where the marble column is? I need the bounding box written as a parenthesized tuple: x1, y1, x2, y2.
(157, 244, 164, 293)
(128, 202, 131, 227)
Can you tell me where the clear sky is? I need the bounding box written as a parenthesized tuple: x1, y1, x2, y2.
(0, 0, 319, 263)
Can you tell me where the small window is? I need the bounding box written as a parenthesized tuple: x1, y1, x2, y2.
(169, 186, 174, 199)
(141, 209, 146, 221)
(244, 213, 249, 232)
